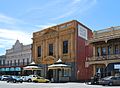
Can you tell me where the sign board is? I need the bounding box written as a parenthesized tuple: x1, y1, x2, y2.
(114, 64, 120, 69)
(10, 67, 15, 71)
(6, 68, 9, 71)
(15, 67, 21, 71)
(78, 24, 88, 40)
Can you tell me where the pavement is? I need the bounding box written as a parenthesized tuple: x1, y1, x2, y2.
(0, 81, 120, 88)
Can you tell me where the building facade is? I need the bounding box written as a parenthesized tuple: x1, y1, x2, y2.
(0, 40, 32, 75)
(32, 20, 93, 81)
(86, 26, 120, 78)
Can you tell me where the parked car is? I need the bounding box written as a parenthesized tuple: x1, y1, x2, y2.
(90, 75, 99, 85)
(0, 76, 2, 80)
(22, 75, 38, 82)
(99, 76, 120, 86)
(1, 75, 10, 81)
(32, 77, 49, 83)
(7, 76, 23, 83)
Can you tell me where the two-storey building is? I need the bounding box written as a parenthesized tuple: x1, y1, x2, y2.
(32, 20, 93, 81)
(86, 26, 120, 78)
(0, 40, 32, 75)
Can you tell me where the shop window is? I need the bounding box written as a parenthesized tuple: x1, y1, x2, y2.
(63, 40, 68, 54)
(38, 46, 41, 57)
(49, 44, 53, 56)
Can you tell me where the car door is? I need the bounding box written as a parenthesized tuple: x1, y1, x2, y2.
(116, 77, 120, 85)
(111, 77, 117, 85)
(35, 77, 41, 82)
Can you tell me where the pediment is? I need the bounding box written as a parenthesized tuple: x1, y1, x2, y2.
(42, 28, 58, 36)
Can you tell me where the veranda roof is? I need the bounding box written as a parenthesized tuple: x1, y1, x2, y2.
(23, 66, 42, 70)
(48, 58, 70, 70)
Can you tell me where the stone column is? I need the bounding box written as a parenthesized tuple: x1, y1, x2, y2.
(45, 40, 48, 57)
(93, 46, 96, 60)
(70, 33, 74, 59)
(42, 40, 45, 59)
(34, 44, 37, 63)
(93, 65, 96, 76)
(59, 36, 62, 59)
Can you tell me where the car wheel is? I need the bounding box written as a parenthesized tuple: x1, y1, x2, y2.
(28, 79, 32, 82)
(13, 80, 16, 83)
(2, 78, 5, 81)
(46, 81, 49, 83)
(102, 84, 105, 86)
(108, 82, 113, 86)
(20, 81, 23, 83)
(34, 80, 38, 83)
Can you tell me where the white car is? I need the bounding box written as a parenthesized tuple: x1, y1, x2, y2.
(22, 75, 38, 82)
(1, 75, 10, 81)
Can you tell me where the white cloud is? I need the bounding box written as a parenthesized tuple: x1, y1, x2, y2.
(35, 23, 56, 29)
(0, 28, 32, 49)
(72, 0, 82, 4)
(51, 0, 97, 20)
(51, 10, 75, 20)
(0, 13, 18, 24)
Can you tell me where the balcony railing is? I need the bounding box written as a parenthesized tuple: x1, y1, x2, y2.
(87, 54, 120, 61)
(0, 62, 31, 67)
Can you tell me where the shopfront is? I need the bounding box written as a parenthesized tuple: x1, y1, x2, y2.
(0, 67, 22, 75)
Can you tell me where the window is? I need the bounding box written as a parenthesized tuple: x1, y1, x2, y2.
(115, 45, 119, 54)
(108, 46, 112, 55)
(97, 47, 100, 56)
(14, 60, 16, 66)
(38, 46, 41, 57)
(102, 47, 106, 56)
(0, 60, 1, 66)
(18, 59, 20, 66)
(10, 60, 12, 66)
(63, 40, 68, 54)
(7, 61, 9, 66)
(49, 44, 53, 56)
(3, 60, 5, 66)
(23, 59, 25, 65)
(27, 58, 29, 65)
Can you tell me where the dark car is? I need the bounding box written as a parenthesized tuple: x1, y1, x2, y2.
(7, 76, 23, 83)
(99, 76, 120, 86)
(90, 75, 99, 85)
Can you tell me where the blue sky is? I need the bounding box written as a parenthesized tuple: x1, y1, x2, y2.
(0, 0, 120, 55)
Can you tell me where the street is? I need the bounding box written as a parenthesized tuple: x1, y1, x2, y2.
(0, 81, 120, 88)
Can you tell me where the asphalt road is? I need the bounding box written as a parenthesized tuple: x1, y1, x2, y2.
(0, 81, 120, 88)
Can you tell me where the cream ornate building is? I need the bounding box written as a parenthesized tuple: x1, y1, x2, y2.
(0, 40, 32, 75)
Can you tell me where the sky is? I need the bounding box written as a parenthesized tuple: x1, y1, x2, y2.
(0, 0, 120, 55)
